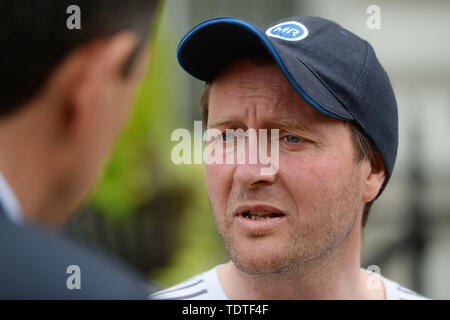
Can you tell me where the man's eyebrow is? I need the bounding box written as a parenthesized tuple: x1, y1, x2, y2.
(208, 119, 238, 128)
(208, 118, 316, 132)
(268, 118, 315, 132)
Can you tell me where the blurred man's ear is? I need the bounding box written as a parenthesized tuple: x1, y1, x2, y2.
(62, 31, 140, 140)
(362, 153, 385, 203)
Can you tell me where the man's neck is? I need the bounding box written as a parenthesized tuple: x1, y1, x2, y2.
(0, 108, 53, 224)
(217, 229, 385, 300)
(0, 152, 46, 225)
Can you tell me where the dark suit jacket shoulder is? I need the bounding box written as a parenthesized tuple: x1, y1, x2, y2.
(0, 208, 151, 299)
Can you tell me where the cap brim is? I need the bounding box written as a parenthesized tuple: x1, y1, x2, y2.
(177, 18, 354, 121)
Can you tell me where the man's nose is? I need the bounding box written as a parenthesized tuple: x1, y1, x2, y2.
(233, 162, 277, 190)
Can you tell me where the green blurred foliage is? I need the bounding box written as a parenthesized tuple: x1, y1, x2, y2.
(149, 164, 227, 288)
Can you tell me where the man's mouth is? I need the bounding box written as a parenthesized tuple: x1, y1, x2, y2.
(240, 210, 284, 220)
(234, 205, 286, 234)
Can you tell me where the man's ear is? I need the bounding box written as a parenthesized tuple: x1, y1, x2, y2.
(362, 153, 386, 203)
(63, 32, 139, 140)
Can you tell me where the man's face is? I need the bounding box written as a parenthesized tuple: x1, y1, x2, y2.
(50, 40, 150, 226)
(205, 58, 367, 274)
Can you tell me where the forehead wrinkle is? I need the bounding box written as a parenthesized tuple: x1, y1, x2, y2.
(223, 83, 287, 103)
(222, 76, 309, 121)
(209, 58, 329, 128)
(211, 87, 288, 128)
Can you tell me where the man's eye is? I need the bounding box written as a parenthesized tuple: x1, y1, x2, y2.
(284, 135, 301, 143)
(222, 131, 235, 141)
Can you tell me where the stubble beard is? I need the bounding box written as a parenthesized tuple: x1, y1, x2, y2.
(212, 166, 362, 276)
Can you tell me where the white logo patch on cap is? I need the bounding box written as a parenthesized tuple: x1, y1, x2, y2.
(265, 21, 308, 41)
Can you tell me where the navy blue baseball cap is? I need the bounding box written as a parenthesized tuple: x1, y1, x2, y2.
(176, 16, 398, 196)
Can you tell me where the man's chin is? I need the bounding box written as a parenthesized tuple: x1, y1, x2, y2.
(220, 231, 305, 274)
(228, 246, 299, 275)
(232, 256, 295, 275)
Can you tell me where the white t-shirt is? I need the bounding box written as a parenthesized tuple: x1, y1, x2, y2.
(0, 171, 23, 224)
(151, 264, 428, 300)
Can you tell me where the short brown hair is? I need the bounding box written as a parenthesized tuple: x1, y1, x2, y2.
(200, 82, 379, 228)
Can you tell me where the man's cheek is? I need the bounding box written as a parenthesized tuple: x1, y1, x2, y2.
(279, 156, 338, 198)
(205, 164, 231, 204)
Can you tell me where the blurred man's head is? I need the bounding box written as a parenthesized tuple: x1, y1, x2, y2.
(0, 0, 160, 226)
